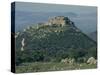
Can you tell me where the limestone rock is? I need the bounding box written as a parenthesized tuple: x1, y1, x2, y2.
(61, 58, 75, 64)
(87, 57, 97, 64)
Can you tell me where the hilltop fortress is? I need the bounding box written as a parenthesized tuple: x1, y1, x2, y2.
(23, 16, 80, 33)
(38, 16, 75, 27)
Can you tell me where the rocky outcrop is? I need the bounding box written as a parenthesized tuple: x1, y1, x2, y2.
(61, 58, 75, 64)
(87, 57, 97, 64)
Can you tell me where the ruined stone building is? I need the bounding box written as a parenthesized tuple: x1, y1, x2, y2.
(47, 16, 70, 27)
(38, 16, 72, 27)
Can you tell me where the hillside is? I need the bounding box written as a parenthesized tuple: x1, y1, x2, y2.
(15, 16, 97, 65)
(88, 31, 97, 41)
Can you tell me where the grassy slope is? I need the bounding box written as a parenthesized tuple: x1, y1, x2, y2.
(16, 62, 97, 73)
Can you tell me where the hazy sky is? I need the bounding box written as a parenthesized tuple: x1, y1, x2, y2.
(15, 2, 97, 13)
(15, 2, 97, 33)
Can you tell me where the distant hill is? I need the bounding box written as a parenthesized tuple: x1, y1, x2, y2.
(88, 31, 97, 42)
(15, 16, 97, 65)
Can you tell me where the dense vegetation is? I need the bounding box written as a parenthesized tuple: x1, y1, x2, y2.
(15, 22, 97, 66)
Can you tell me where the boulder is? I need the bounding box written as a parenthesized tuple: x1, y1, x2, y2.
(61, 58, 69, 63)
(87, 57, 97, 64)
